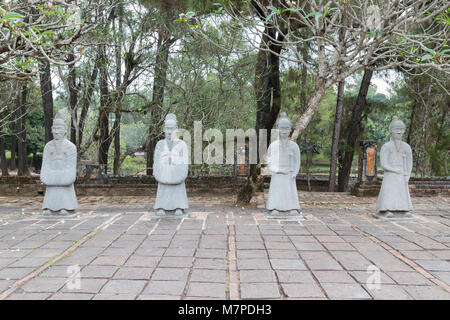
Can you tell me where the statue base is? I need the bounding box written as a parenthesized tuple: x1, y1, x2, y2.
(265, 210, 305, 220)
(40, 210, 79, 219)
(151, 209, 188, 219)
(372, 211, 417, 221)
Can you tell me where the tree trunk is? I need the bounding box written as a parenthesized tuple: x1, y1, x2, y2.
(67, 52, 78, 145)
(0, 109, 7, 175)
(328, 11, 347, 192)
(39, 61, 54, 143)
(306, 135, 313, 191)
(113, 4, 123, 176)
(17, 82, 29, 176)
(435, 97, 449, 151)
(254, 29, 283, 160)
(146, 28, 175, 176)
(0, 131, 8, 176)
(416, 73, 433, 177)
(337, 69, 373, 192)
(291, 82, 328, 141)
(291, 28, 329, 142)
(299, 46, 308, 112)
(431, 100, 448, 176)
(78, 59, 99, 148)
(328, 79, 345, 192)
(113, 112, 121, 175)
(98, 46, 110, 174)
(299, 45, 310, 191)
(406, 101, 417, 145)
(10, 107, 17, 171)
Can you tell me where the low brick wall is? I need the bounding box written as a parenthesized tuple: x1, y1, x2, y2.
(351, 177, 449, 197)
(0, 175, 447, 197)
(0, 176, 245, 196)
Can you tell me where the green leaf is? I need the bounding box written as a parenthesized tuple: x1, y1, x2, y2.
(252, 19, 263, 27)
(4, 11, 25, 21)
(435, 11, 450, 25)
(367, 29, 376, 37)
(422, 46, 436, 55)
(440, 49, 450, 55)
(185, 11, 196, 19)
(420, 54, 433, 61)
(31, 26, 40, 34)
(305, 12, 322, 19)
(212, 1, 223, 14)
(282, 8, 299, 14)
(265, 11, 277, 23)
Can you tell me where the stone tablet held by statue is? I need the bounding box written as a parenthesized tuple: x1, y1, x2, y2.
(153, 113, 189, 216)
(40, 117, 78, 216)
(374, 116, 413, 219)
(266, 112, 302, 218)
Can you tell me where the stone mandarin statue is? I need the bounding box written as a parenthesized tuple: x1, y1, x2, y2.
(153, 113, 189, 216)
(266, 112, 302, 217)
(374, 116, 413, 219)
(40, 117, 78, 216)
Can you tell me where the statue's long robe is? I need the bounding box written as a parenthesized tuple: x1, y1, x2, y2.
(376, 140, 413, 212)
(40, 139, 78, 211)
(266, 140, 301, 211)
(153, 138, 189, 210)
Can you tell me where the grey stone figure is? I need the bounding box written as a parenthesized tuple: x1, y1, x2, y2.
(40, 117, 78, 216)
(153, 113, 189, 216)
(266, 112, 302, 217)
(374, 116, 413, 219)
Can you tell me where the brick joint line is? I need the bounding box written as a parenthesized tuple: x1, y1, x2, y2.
(227, 212, 239, 300)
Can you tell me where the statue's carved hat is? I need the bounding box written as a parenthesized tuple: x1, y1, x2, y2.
(52, 111, 67, 129)
(165, 113, 177, 126)
(277, 112, 292, 128)
(389, 115, 405, 132)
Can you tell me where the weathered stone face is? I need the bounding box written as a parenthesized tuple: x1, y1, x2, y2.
(390, 125, 405, 141)
(164, 121, 177, 141)
(51, 119, 67, 141)
(388, 116, 406, 142)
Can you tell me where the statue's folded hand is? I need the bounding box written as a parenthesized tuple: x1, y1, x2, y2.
(384, 167, 401, 174)
(41, 169, 75, 186)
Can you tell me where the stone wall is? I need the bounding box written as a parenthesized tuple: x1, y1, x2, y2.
(351, 177, 450, 197)
(0, 176, 244, 196)
(0, 175, 447, 197)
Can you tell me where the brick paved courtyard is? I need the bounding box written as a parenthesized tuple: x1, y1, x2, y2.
(0, 192, 449, 300)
